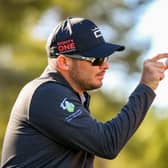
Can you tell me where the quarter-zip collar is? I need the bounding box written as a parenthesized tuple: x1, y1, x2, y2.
(40, 66, 90, 109)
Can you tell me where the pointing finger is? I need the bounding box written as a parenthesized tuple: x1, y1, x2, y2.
(150, 53, 168, 62)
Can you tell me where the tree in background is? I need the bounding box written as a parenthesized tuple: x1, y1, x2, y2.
(1, 0, 168, 167)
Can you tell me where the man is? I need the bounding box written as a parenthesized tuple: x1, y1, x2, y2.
(1, 17, 168, 168)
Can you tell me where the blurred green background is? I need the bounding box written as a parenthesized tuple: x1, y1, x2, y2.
(1, 0, 168, 167)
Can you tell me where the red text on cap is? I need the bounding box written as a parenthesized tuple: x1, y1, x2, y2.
(57, 39, 76, 53)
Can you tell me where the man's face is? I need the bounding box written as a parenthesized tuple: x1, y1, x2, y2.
(67, 57, 109, 93)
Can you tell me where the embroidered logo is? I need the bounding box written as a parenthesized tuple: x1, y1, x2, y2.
(57, 39, 76, 53)
(60, 98, 75, 113)
(92, 27, 102, 38)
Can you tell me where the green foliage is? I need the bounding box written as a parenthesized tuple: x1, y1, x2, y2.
(0, 0, 51, 44)
(90, 90, 124, 121)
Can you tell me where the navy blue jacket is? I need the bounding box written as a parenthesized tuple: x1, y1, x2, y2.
(1, 66, 155, 168)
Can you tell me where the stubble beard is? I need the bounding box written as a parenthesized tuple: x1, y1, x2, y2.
(69, 64, 102, 92)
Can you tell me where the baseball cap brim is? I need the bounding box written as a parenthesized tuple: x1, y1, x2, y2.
(81, 42, 125, 58)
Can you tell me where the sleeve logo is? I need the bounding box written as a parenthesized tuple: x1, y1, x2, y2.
(60, 98, 75, 113)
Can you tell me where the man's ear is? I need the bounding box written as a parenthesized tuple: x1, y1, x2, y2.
(56, 55, 71, 70)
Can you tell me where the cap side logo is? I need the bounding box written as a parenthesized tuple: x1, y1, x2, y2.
(57, 39, 76, 53)
(92, 27, 102, 38)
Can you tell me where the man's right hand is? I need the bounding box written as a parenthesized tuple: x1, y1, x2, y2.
(140, 53, 168, 90)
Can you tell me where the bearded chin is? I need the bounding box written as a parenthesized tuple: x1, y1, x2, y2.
(83, 82, 103, 91)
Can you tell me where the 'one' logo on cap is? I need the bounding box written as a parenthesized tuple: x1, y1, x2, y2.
(92, 27, 102, 38)
(57, 39, 76, 53)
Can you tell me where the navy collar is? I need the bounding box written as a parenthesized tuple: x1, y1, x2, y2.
(40, 66, 90, 109)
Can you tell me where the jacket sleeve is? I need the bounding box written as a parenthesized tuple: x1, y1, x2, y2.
(29, 82, 155, 159)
